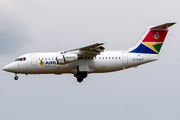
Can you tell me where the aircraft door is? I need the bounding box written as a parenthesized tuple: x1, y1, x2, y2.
(31, 54, 37, 66)
(122, 53, 128, 64)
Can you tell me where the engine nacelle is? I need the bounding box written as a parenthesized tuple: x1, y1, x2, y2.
(56, 54, 78, 65)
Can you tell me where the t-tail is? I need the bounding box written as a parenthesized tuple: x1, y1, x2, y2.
(128, 22, 176, 54)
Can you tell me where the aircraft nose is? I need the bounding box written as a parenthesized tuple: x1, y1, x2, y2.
(3, 62, 18, 73)
(3, 65, 9, 71)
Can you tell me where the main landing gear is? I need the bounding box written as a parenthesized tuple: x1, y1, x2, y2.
(14, 73, 18, 80)
(74, 71, 87, 83)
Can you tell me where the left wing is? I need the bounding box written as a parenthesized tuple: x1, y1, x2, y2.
(64, 43, 105, 57)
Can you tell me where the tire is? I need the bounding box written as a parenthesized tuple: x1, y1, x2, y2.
(75, 72, 87, 82)
(82, 72, 87, 78)
(14, 76, 18, 80)
(77, 77, 83, 83)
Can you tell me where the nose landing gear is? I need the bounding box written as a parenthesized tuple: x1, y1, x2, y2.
(14, 74, 18, 80)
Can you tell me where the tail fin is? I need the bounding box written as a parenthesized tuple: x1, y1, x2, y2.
(129, 23, 176, 54)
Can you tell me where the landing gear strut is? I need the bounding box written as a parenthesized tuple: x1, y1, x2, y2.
(74, 71, 87, 83)
(14, 74, 18, 80)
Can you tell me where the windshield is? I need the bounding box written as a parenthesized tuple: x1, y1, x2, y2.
(14, 57, 26, 62)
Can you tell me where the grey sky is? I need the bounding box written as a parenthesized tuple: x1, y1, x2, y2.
(0, 0, 180, 120)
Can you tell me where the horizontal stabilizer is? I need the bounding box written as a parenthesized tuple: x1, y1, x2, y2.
(150, 22, 176, 30)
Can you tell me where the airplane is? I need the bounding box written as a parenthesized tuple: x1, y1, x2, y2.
(3, 22, 175, 82)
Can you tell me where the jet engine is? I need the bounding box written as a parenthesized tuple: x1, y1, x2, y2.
(56, 54, 78, 65)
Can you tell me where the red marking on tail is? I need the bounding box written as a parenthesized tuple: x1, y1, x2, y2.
(142, 30, 168, 42)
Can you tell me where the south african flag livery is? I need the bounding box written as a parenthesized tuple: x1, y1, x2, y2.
(130, 30, 168, 54)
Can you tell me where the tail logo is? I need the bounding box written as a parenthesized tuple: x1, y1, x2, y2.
(130, 30, 168, 54)
(154, 32, 159, 39)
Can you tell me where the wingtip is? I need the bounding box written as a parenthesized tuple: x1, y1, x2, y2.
(97, 43, 105, 45)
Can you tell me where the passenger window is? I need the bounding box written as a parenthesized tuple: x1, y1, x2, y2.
(109, 57, 111, 59)
(119, 57, 121, 59)
(99, 57, 101, 59)
(102, 57, 104, 59)
(52, 58, 54, 60)
(115, 57, 117, 59)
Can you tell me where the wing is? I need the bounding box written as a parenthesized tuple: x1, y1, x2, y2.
(64, 43, 105, 57)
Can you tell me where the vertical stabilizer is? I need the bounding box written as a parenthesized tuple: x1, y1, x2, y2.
(129, 23, 176, 54)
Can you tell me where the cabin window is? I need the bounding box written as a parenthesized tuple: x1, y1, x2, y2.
(109, 57, 111, 59)
(115, 57, 117, 59)
(102, 57, 104, 59)
(112, 57, 114, 59)
(119, 57, 121, 59)
(15, 59, 18, 61)
(52, 58, 54, 60)
(49, 58, 50, 60)
(99, 57, 101, 59)
(14, 57, 26, 62)
(45, 58, 47, 60)
(23, 57, 26, 61)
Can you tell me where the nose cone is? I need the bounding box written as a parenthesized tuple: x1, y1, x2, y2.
(3, 62, 18, 73)
(3, 65, 9, 71)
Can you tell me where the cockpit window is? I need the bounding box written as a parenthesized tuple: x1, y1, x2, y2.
(14, 57, 26, 62)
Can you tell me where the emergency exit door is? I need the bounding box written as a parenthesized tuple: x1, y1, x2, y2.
(122, 53, 128, 64)
(31, 54, 37, 66)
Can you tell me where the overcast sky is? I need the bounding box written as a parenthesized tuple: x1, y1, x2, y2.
(0, 0, 180, 120)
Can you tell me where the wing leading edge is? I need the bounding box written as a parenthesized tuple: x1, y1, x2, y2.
(64, 43, 105, 57)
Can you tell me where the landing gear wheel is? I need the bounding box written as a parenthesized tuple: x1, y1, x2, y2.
(75, 71, 87, 83)
(14, 76, 18, 80)
(77, 77, 83, 83)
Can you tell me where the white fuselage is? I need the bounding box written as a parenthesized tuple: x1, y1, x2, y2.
(4, 50, 159, 75)
(2, 22, 175, 82)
